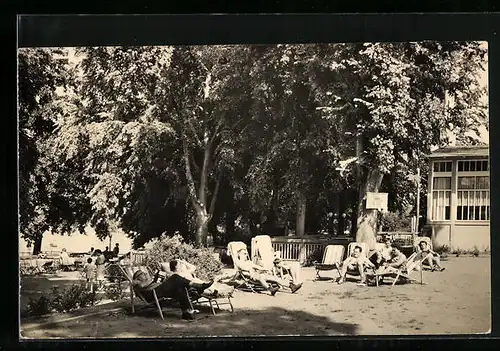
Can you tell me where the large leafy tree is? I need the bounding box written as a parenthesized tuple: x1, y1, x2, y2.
(316, 41, 487, 248)
(53, 45, 254, 246)
(18, 47, 73, 254)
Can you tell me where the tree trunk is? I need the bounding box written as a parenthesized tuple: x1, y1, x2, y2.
(32, 234, 43, 255)
(296, 189, 306, 237)
(195, 211, 209, 246)
(356, 167, 384, 250)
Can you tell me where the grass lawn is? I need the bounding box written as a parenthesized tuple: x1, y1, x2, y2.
(20, 255, 491, 338)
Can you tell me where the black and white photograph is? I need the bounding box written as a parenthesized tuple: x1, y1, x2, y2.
(18, 36, 490, 337)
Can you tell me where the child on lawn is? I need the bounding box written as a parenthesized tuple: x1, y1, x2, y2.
(84, 257, 97, 293)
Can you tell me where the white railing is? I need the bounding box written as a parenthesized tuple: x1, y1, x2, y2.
(269, 236, 354, 264)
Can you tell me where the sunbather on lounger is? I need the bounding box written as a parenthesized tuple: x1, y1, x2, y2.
(235, 249, 302, 294)
(369, 238, 393, 268)
(376, 247, 407, 274)
(272, 256, 303, 286)
(416, 241, 445, 272)
(132, 267, 214, 320)
(164, 259, 234, 297)
(338, 245, 376, 286)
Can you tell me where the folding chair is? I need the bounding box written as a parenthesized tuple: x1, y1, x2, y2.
(341, 242, 371, 283)
(252, 235, 291, 280)
(226, 241, 281, 293)
(414, 237, 435, 270)
(115, 264, 188, 320)
(313, 245, 344, 280)
(187, 288, 234, 315)
(370, 252, 426, 287)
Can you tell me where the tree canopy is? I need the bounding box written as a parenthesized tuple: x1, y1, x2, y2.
(18, 42, 488, 251)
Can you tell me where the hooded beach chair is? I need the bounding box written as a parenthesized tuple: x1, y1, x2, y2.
(313, 245, 345, 280)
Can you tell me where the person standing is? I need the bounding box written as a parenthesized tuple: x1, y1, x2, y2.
(112, 243, 120, 258)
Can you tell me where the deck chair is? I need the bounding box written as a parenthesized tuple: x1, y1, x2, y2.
(414, 237, 435, 270)
(370, 252, 426, 287)
(115, 264, 191, 320)
(314, 245, 344, 280)
(343, 242, 370, 282)
(252, 235, 289, 280)
(226, 241, 280, 293)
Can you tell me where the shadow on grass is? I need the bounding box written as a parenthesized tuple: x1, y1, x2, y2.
(20, 304, 359, 338)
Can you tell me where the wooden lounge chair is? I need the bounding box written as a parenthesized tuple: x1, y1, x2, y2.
(414, 237, 435, 270)
(226, 241, 282, 293)
(115, 264, 187, 320)
(369, 252, 426, 287)
(313, 245, 345, 280)
(343, 242, 370, 282)
(252, 235, 291, 281)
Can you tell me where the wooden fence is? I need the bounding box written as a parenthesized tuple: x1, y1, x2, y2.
(268, 236, 354, 264)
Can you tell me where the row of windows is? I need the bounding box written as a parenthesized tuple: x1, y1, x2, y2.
(433, 160, 489, 173)
(431, 175, 490, 221)
(433, 176, 490, 190)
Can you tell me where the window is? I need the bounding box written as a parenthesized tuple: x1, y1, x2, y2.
(458, 160, 489, 172)
(457, 176, 490, 221)
(432, 177, 451, 220)
(433, 161, 452, 172)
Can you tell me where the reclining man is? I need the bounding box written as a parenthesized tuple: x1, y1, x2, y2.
(164, 259, 235, 297)
(416, 240, 445, 272)
(368, 237, 393, 269)
(272, 255, 303, 287)
(235, 248, 303, 295)
(337, 245, 376, 286)
(377, 246, 408, 275)
(131, 265, 214, 320)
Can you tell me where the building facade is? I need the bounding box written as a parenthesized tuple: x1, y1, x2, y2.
(426, 146, 490, 251)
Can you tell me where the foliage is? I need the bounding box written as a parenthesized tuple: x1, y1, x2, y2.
(104, 282, 125, 301)
(143, 234, 223, 280)
(378, 211, 412, 232)
(22, 295, 52, 317)
(51, 284, 100, 312)
(19, 43, 488, 249)
(21, 283, 101, 317)
(471, 245, 480, 257)
(434, 245, 451, 255)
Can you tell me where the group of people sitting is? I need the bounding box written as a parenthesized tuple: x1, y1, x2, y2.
(233, 246, 303, 295)
(336, 237, 445, 286)
(126, 247, 305, 320)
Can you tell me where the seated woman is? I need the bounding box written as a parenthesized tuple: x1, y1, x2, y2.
(416, 240, 445, 272)
(131, 266, 214, 320)
(234, 249, 302, 295)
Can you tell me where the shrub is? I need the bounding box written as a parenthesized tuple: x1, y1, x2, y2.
(452, 248, 463, 257)
(378, 211, 412, 232)
(143, 234, 223, 280)
(434, 245, 450, 255)
(21, 283, 101, 317)
(472, 245, 480, 257)
(51, 284, 101, 313)
(23, 295, 52, 317)
(104, 282, 125, 301)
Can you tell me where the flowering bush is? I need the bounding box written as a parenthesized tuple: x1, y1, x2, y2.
(143, 234, 223, 280)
